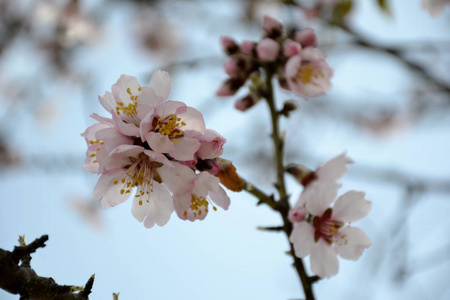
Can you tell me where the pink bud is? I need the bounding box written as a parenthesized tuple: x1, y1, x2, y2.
(234, 94, 259, 111)
(283, 40, 302, 58)
(197, 129, 226, 160)
(220, 35, 239, 55)
(179, 158, 197, 168)
(241, 40, 256, 56)
(216, 78, 243, 97)
(224, 59, 239, 77)
(208, 161, 221, 176)
(263, 15, 283, 38)
(289, 207, 307, 223)
(294, 28, 318, 48)
(257, 38, 280, 61)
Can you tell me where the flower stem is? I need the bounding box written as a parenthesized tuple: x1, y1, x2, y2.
(262, 66, 316, 300)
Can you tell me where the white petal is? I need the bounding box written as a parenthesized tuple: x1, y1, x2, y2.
(94, 171, 130, 208)
(111, 112, 140, 137)
(173, 192, 192, 220)
(98, 92, 115, 112)
(169, 136, 201, 161)
(335, 227, 371, 261)
(145, 132, 175, 154)
(100, 145, 144, 171)
(131, 182, 173, 228)
(310, 239, 339, 278)
(316, 152, 353, 182)
(156, 101, 186, 119)
(294, 185, 315, 208)
(159, 163, 195, 195)
(179, 107, 206, 138)
(305, 181, 339, 216)
(209, 186, 230, 210)
(333, 191, 372, 223)
(137, 87, 164, 120)
(289, 222, 315, 258)
(149, 70, 171, 101)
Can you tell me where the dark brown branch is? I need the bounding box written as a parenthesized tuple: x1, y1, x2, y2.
(0, 235, 94, 300)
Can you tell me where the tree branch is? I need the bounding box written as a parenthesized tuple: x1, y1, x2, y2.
(0, 235, 95, 300)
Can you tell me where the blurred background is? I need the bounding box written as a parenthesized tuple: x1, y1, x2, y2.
(0, 0, 449, 299)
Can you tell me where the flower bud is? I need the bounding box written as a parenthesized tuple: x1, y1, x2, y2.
(294, 28, 318, 48)
(257, 38, 280, 61)
(286, 164, 316, 186)
(234, 94, 260, 112)
(197, 129, 226, 159)
(279, 100, 299, 117)
(263, 15, 283, 39)
(220, 35, 239, 55)
(283, 40, 302, 58)
(289, 207, 307, 223)
(216, 78, 245, 96)
(241, 40, 257, 56)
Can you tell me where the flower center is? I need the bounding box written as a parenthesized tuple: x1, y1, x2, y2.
(311, 208, 344, 244)
(154, 114, 186, 144)
(115, 87, 142, 126)
(184, 194, 217, 219)
(297, 63, 324, 85)
(113, 153, 162, 205)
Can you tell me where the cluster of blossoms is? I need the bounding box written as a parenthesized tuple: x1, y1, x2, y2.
(216, 15, 333, 111)
(81, 70, 230, 228)
(422, 0, 450, 16)
(288, 153, 372, 278)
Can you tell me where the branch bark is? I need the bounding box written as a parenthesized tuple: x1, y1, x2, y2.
(0, 235, 94, 300)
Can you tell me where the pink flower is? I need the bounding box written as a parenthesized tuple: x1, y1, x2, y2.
(93, 145, 194, 228)
(81, 114, 132, 174)
(257, 38, 280, 61)
(173, 172, 230, 221)
(216, 78, 245, 97)
(98, 70, 171, 136)
(292, 152, 353, 209)
(263, 15, 283, 38)
(294, 28, 317, 48)
(285, 47, 333, 98)
(140, 101, 206, 161)
(196, 129, 226, 160)
(283, 40, 302, 58)
(422, 0, 450, 16)
(290, 181, 372, 278)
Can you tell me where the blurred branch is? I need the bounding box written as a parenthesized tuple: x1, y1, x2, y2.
(0, 235, 95, 300)
(284, 0, 450, 95)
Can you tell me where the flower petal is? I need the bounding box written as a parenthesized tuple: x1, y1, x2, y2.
(145, 132, 175, 154)
(169, 136, 201, 161)
(335, 227, 371, 261)
(94, 170, 130, 208)
(149, 69, 171, 101)
(131, 182, 174, 228)
(333, 191, 372, 223)
(290, 222, 315, 258)
(316, 152, 353, 182)
(310, 239, 339, 278)
(305, 181, 339, 216)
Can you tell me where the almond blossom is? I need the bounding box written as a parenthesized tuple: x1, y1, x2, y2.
(173, 171, 230, 221)
(83, 70, 230, 228)
(98, 70, 171, 137)
(285, 47, 333, 98)
(216, 15, 333, 108)
(81, 113, 132, 174)
(140, 100, 206, 161)
(94, 145, 194, 228)
(422, 0, 450, 16)
(290, 181, 372, 278)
